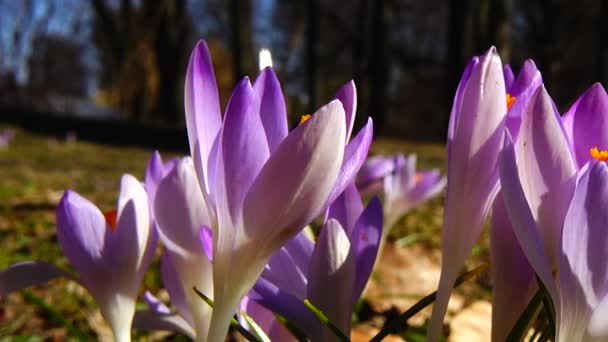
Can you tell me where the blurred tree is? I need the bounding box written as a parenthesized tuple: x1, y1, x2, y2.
(27, 35, 87, 96)
(92, 0, 194, 122)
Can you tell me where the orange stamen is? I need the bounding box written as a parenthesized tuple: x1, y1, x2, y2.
(415, 173, 423, 184)
(506, 93, 516, 110)
(299, 114, 311, 125)
(104, 209, 118, 232)
(590, 147, 608, 161)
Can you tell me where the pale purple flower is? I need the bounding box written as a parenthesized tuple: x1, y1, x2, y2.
(357, 153, 445, 234)
(1, 175, 157, 342)
(427, 47, 507, 341)
(562, 83, 608, 168)
(145, 153, 214, 340)
(184, 40, 372, 341)
(500, 131, 608, 341)
(502, 60, 543, 138)
(251, 184, 383, 340)
(489, 63, 554, 341)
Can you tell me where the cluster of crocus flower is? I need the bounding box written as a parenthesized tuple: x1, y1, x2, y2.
(0, 39, 393, 342)
(356, 153, 445, 246)
(428, 46, 608, 341)
(7, 38, 607, 342)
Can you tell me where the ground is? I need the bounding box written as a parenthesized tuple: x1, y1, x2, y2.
(0, 125, 492, 341)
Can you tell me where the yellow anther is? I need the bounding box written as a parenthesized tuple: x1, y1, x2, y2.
(299, 114, 311, 125)
(591, 147, 608, 161)
(506, 93, 516, 110)
(104, 209, 118, 232)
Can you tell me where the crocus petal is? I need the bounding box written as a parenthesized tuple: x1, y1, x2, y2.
(589, 294, 608, 337)
(307, 219, 356, 337)
(428, 47, 506, 342)
(490, 193, 537, 342)
(498, 132, 559, 312)
(262, 232, 314, 300)
(145, 151, 177, 210)
(504, 59, 542, 139)
(325, 117, 373, 206)
(351, 196, 383, 302)
(253, 67, 288, 152)
(327, 183, 364, 237)
(242, 99, 346, 245)
(133, 310, 195, 339)
(446, 57, 478, 154)
(334, 80, 357, 142)
(144, 291, 172, 315)
(410, 170, 446, 205)
(515, 85, 577, 266)
(200, 226, 213, 262)
(154, 158, 210, 257)
(185, 40, 222, 188)
(356, 155, 395, 194)
(562, 83, 608, 168)
(56, 190, 107, 281)
(220, 77, 270, 223)
(559, 161, 608, 341)
(251, 278, 319, 338)
(503, 64, 515, 89)
(0, 261, 71, 296)
(110, 174, 153, 273)
(160, 253, 194, 326)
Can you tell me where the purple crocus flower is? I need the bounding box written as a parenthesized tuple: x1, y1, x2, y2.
(489, 61, 544, 341)
(251, 184, 383, 340)
(134, 246, 211, 340)
(357, 153, 445, 235)
(1, 175, 157, 342)
(562, 83, 608, 168)
(144, 153, 215, 340)
(500, 130, 608, 341)
(427, 47, 507, 342)
(502, 60, 543, 138)
(184, 40, 372, 341)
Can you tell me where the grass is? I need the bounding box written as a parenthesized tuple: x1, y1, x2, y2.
(0, 124, 490, 340)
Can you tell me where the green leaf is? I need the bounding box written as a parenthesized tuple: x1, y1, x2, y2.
(192, 287, 262, 342)
(369, 263, 488, 342)
(303, 299, 350, 342)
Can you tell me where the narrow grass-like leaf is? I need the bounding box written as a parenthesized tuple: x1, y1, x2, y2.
(506, 286, 544, 342)
(241, 311, 271, 342)
(536, 277, 555, 341)
(192, 287, 262, 342)
(303, 299, 350, 342)
(370, 263, 488, 342)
